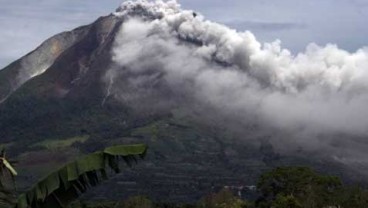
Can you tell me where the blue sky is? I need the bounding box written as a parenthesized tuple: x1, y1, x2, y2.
(0, 0, 367, 68)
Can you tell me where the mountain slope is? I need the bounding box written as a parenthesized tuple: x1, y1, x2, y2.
(0, 14, 127, 141)
(0, 23, 90, 103)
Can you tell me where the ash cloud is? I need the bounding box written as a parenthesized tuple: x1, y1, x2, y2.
(106, 0, 368, 163)
(224, 20, 307, 32)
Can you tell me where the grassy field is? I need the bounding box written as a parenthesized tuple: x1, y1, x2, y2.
(32, 135, 90, 150)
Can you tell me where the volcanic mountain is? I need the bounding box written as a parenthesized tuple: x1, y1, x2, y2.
(1, 0, 368, 202)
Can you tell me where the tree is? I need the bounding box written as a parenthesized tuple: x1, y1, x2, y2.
(256, 167, 342, 208)
(122, 196, 154, 208)
(337, 186, 368, 208)
(271, 195, 302, 208)
(198, 188, 247, 208)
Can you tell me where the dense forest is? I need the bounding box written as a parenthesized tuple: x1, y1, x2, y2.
(71, 166, 368, 208)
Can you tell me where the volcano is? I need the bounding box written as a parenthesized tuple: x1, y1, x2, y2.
(1, 0, 368, 203)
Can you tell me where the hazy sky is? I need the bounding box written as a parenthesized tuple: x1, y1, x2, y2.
(0, 0, 367, 69)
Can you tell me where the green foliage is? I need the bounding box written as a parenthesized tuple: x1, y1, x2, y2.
(257, 167, 334, 199)
(0, 187, 17, 207)
(58, 179, 368, 208)
(132, 122, 161, 141)
(271, 195, 302, 208)
(256, 166, 359, 208)
(122, 196, 154, 208)
(198, 188, 247, 208)
(14, 144, 147, 208)
(73, 190, 246, 208)
(336, 186, 368, 208)
(69, 201, 116, 208)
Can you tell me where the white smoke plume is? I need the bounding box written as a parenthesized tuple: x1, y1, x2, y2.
(107, 0, 368, 161)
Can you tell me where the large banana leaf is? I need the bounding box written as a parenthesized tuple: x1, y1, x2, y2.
(15, 144, 147, 208)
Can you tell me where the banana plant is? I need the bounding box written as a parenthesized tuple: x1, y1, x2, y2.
(1, 144, 148, 208)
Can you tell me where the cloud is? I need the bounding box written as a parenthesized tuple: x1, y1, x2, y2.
(106, 1, 368, 166)
(224, 20, 307, 32)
